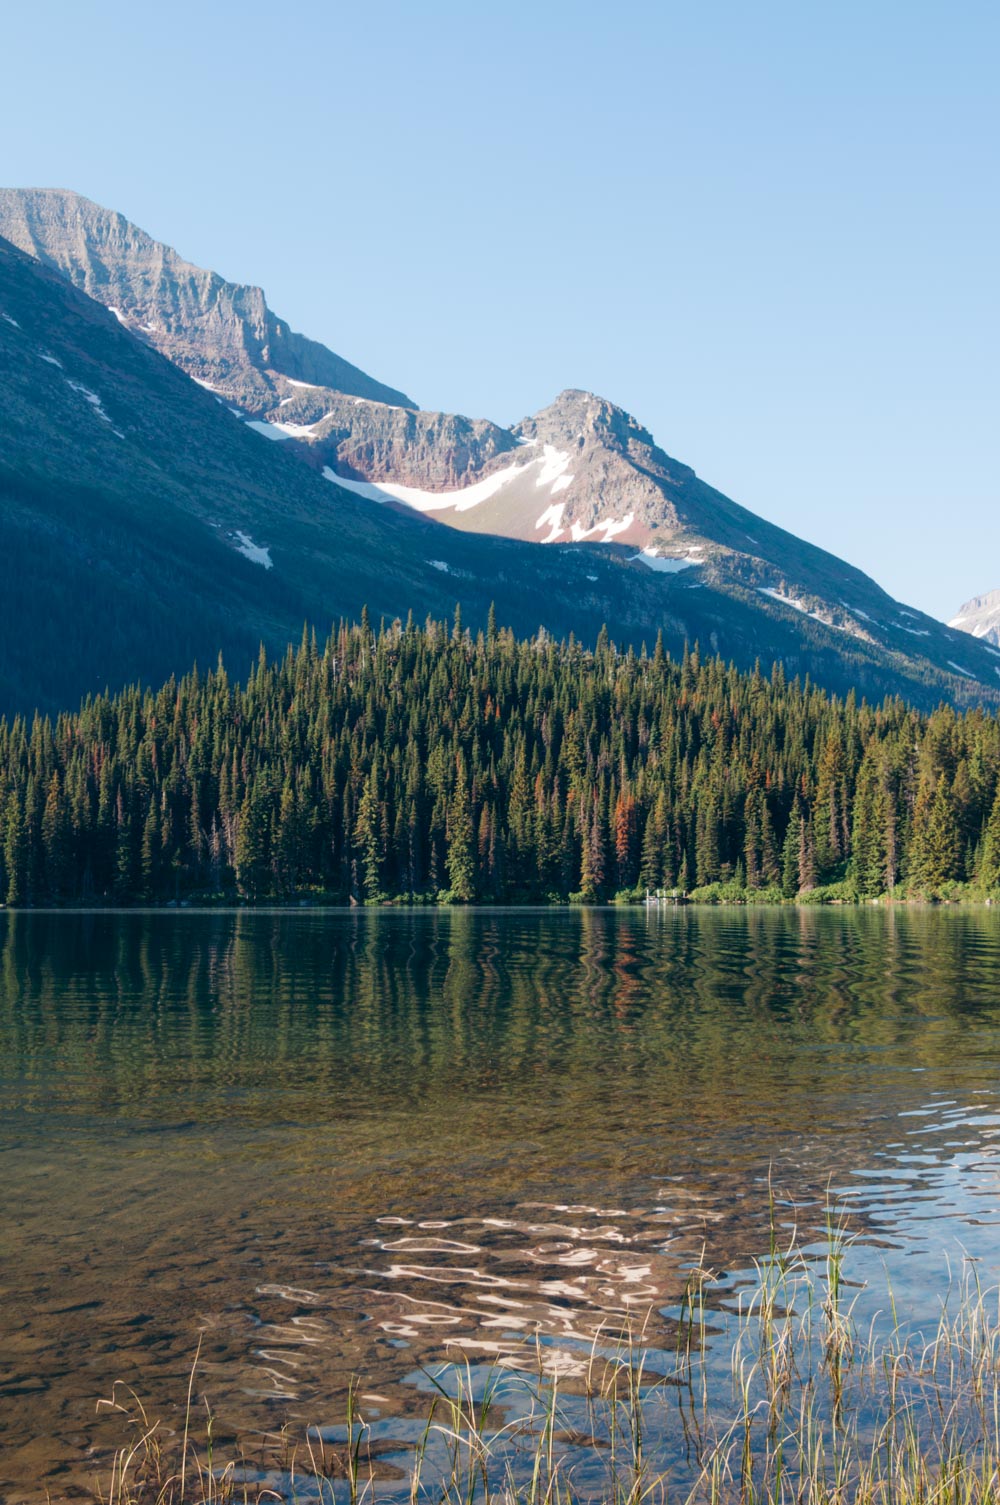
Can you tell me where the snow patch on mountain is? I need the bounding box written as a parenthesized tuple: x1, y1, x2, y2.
(2, 311, 20, 328)
(632, 547, 698, 574)
(535, 502, 566, 544)
(536, 446, 573, 493)
(948, 661, 977, 679)
(323, 460, 532, 514)
(570, 513, 635, 543)
(65, 377, 120, 433)
(274, 417, 333, 438)
(39, 353, 63, 368)
(760, 587, 807, 613)
(233, 531, 272, 569)
(246, 415, 335, 440)
(320, 442, 576, 518)
(246, 419, 291, 442)
(107, 306, 127, 325)
(950, 599, 1000, 637)
(758, 587, 857, 635)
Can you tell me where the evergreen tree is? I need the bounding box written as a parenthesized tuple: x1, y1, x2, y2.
(354, 768, 384, 902)
(4, 796, 27, 906)
(445, 755, 476, 902)
(980, 785, 1000, 891)
(909, 774, 961, 892)
(0, 614, 993, 909)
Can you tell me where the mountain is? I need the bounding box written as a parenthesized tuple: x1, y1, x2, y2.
(2, 191, 999, 719)
(0, 225, 904, 719)
(950, 591, 1000, 648)
(323, 390, 1000, 700)
(0, 187, 414, 412)
(0, 231, 663, 714)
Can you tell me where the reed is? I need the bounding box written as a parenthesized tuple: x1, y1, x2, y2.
(93, 1227, 1000, 1505)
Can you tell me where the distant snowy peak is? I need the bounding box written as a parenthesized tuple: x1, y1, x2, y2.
(950, 589, 1000, 647)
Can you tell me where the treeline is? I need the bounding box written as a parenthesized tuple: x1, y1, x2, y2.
(1, 610, 999, 907)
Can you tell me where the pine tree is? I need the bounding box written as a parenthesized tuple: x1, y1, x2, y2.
(781, 810, 800, 897)
(797, 812, 817, 893)
(639, 798, 664, 892)
(446, 755, 476, 902)
(41, 771, 71, 899)
(851, 753, 884, 898)
(909, 774, 961, 892)
(141, 799, 160, 900)
(236, 779, 270, 900)
(980, 785, 1000, 891)
(354, 769, 383, 902)
(4, 796, 27, 906)
(0, 613, 993, 910)
(275, 779, 301, 895)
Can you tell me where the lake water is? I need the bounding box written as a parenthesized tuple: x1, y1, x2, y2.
(2, 906, 1000, 1502)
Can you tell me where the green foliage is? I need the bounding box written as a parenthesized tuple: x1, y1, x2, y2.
(0, 616, 997, 907)
(977, 784, 1000, 892)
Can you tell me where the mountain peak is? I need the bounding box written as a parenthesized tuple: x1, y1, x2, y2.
(515, 388, 675, 471)
(0, 187, 415, 411)
(7, 188, 999, 712)
(950, 589, 1000, 646)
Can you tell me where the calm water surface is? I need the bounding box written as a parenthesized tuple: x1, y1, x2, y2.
(2, 906, 1000, 1501)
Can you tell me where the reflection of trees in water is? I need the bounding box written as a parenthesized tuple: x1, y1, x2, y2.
(1, 908, 998, 1135)
(3, 906, 1000, 1494)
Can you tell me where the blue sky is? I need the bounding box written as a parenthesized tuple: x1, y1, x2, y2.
(4, 0, 997, 619)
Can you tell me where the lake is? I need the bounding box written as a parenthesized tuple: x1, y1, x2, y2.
(2, 906, 1000, 1501)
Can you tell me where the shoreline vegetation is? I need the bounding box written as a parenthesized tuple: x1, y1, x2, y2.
(2, 890, 998, 911)
(94, 1223, 1000, 1505)
(0, 612, 999, 911)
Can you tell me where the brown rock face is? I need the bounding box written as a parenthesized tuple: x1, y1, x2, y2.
(268, 389, 519, 489)
(0, 187, 414, 412)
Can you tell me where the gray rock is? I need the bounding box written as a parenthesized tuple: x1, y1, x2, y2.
(4, 188, 998, 714)
(0, 188, 414, 412)
(950, 590, 1000, 647)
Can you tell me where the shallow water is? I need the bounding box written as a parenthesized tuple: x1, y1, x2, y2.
(1, 906, 1000, 1501)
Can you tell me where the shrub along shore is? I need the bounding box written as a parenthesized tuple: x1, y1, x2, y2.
(1, 611, 999, 908)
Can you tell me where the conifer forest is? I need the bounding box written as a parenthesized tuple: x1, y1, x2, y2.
(2, 611, 999, 909)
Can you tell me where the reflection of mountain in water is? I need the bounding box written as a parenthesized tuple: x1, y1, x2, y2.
(1, 907, 1000, 1500)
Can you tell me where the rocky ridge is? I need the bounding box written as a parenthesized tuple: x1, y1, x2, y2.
(0, 187, 413, 412)
(3, 189, 1000, 714)
(950, 590, 1000, 648)
(13, 226, 925, 718)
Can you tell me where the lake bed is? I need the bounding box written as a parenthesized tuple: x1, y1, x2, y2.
(2, 906, 1000, 1501)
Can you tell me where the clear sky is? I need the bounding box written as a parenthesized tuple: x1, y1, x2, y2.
(4, 0, 997, 619)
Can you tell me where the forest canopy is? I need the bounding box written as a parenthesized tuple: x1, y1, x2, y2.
(2, 611, 999, 907)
